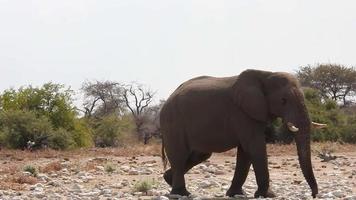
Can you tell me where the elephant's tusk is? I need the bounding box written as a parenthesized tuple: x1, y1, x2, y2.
(311, 121, 327, 129)
(287, 122, 299, 132)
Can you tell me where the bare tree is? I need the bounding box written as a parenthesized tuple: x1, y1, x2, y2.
(81, 80, 126, 118)
(123, 83, 155, 144)
(140, 99, 165, 142)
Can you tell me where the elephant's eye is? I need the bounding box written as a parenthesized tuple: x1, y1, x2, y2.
(282, 98, 287, 105)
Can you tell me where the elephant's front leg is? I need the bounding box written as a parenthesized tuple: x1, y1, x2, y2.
(248, 137, 276, 198)
(226, 147, 251, 197)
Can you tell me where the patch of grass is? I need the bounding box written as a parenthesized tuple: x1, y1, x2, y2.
(23, 165, 38, 177)
(104, 163, 116, 173)
(133, 179, 156, 194)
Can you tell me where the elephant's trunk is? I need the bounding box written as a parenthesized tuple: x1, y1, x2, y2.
(295, 125, 318, 198)
(284, 88, 318, 198)
(288, 105, 318, 198)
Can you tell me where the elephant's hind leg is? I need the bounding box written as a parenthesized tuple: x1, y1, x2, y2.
(226, 146, 251, 197)
(165, 152, 211, 196)
(185, 151, 212, 172)
(165, 143, 190, 196)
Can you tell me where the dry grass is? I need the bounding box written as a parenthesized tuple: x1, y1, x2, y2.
(0, 165, 19, 175)
(0, 173, 38, 191)
(0, 182, 25, 191)
(220, 142, 356, 157)
(12, 174, 38, 185)
(41, 161, 62, 173)
(0, 142, 354, 162)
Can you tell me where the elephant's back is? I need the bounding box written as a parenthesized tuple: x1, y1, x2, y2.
(169, 75, 237, 99)
(160, 75, 237, 126)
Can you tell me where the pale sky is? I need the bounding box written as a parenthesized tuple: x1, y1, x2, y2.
(1, 0, 356, 104)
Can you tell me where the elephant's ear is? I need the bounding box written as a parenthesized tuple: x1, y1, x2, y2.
(233, 85, 268, 122)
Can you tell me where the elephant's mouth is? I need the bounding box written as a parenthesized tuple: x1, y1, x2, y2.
(285, 121, 327, 133)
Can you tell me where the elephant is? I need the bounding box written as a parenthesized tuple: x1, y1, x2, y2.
(160, 69, 327, 198)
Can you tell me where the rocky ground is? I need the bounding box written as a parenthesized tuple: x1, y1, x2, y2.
(0, 144, 355, 200)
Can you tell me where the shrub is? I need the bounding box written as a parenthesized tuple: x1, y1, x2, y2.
(23, 165, 38, 177)
(49, 128, 75, 150)
(0, 111, 53, 149)
(104, 163, 116, 173)
(133, 179, 155, 193)
(93, 115, 132, 147)
(71, 119, 93, 148)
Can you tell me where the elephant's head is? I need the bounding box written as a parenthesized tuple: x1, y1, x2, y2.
(234, 69, 326, 198)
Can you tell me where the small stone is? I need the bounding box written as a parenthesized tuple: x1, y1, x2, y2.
(155, 196, 169, 200)
(96, 166, 105, 171)
(198, 180, 212, 188)
(121, 165, 131, 172)
(129, 169, 139, 175)
(332, 190, 345, 198)
(214, 169, 225, 175)
(71, 184, 83, 193)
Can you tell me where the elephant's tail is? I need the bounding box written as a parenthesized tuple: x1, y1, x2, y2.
(161, 138, 167, 170)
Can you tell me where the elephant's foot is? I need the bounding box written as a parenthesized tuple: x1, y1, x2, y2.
(170, 187, 191, 197)
(254, 188, 276, 198)
(163, 170, 173, 186)
(226, 187, 245, 197)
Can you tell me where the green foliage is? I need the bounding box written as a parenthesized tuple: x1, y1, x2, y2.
(0, 83, 94, 150)
(92, 115, 133, 147)
(304, 88, 356, 143)
(0, 110, 53, 149)
(0, 83, 76, 130)
(71, 119, 93, 148)
(23, 165, 38, 177)
(269, 88, 356, 144)
(49, 128, 75, 150)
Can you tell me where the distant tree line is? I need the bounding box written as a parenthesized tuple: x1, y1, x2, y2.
(0, 64, 355, 150)
(0, 81, 163, 150)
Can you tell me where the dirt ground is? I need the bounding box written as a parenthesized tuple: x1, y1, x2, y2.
(0, 143, 355, 199)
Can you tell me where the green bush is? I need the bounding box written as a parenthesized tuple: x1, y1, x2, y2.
(92, 115, 133, 147)
(49, 128, 75, 150)
(93, 115, 122, 147)
(23, 165, 38, 177)
(305, 88, 356, 143)
(71, 119, 93, 148)
(0, 111, 53, 149)
(133, 179, 155, 193)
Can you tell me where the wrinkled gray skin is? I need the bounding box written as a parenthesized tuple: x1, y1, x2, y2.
(160, 69, 318, 198)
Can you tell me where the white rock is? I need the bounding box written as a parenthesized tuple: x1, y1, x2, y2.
(22, 171, 32, 176)
(121, 165, 131, 171)
(96, 166, 105, 171)
(129, 169, 139, 175)
(101, 188, 112, 195)
(155, 196, 169, 200)
(332, 190, 345, 198)
(344, 195, 356, 200)
(198, 180, 213, 188)
(71, 184, 83, 193)
(37, 173, 51, 182)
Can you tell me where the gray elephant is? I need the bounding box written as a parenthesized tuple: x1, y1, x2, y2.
(160, 69, 326, 198)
